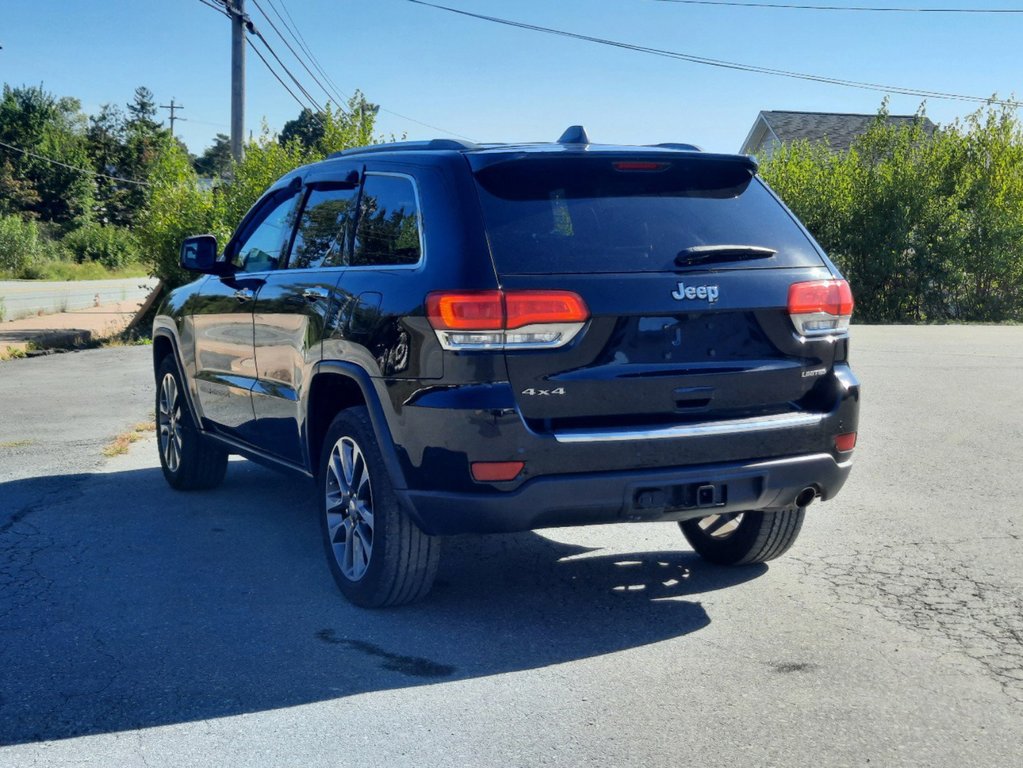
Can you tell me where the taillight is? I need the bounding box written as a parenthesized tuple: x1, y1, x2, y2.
(426, 290, 589, 350)
(426, 291, 504, 330)
(788, 279, 854, 338)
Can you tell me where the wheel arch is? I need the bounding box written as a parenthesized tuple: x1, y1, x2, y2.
(152, 327, 202, 430)
(306, 361, 408, 490)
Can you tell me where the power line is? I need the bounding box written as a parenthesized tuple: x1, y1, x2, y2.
(249, 29, 325, 112)
(406, 0, 1020, 108)
(246, 34, 319, 114)
(0, 139, 151, 187)
(267, 0, 349, 103)
(250, 0, 347, 112)
(197, 0, 322, 118)
(204, 0, 473, 140)
(266, 0, 475, 138)
(652, 0, 1023, 13)
(197, 0, 229, 17)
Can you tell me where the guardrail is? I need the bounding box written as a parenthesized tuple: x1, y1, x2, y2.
(0, 278, 159, 321)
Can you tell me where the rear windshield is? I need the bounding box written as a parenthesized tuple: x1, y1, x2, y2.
(474, 157, 824, 274)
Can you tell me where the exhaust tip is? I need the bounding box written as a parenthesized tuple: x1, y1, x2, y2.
(795, 487, 818, 508)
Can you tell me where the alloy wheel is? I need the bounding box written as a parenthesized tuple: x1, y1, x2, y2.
(157, 372, 184, 473)
(695, 511, 743, 540)
(324, 436, 375, 581)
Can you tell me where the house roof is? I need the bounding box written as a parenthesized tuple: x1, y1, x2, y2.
(747, 110, 937, 153)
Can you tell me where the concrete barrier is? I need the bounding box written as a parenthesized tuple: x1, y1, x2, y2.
(0, 277, 159, 321)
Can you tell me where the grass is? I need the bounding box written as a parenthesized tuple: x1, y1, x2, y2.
(0, 260, 149, 282)
(0, 439, 35, 449)
(103, 420, 157, 457)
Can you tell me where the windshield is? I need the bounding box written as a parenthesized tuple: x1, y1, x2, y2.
(474, 157, 824, 274)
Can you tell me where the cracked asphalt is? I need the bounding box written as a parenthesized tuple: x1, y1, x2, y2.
(1, 329, 1021, 767)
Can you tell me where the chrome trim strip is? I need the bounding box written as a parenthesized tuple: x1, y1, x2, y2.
(553, 412, 825, 444)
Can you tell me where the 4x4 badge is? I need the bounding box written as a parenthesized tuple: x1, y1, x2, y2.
(672, 281, 719, 303)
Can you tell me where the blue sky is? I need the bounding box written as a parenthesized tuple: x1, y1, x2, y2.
(2, 0, 1020, 155)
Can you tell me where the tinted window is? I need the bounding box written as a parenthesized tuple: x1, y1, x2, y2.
(234, 192, 300, 273)
(352, 174, 422, 267)
(288, 186, 357, 269)
(474, 158, 823, 274)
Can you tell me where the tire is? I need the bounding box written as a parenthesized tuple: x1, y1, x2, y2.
(679, 508, 805, 565)
(155, 356, 228, 491)
(319, 406, 440, 608)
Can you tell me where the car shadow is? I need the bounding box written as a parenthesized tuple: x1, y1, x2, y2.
(0, 461, 766, 745)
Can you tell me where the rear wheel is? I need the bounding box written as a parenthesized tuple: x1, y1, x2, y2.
(319, 407, 440, 607)
(679, 508, 805, 565)
(156, 356, 228, 490)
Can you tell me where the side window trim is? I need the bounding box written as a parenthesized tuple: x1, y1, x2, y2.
(281, 187, 313, 270)
(349, 171, 426, 270)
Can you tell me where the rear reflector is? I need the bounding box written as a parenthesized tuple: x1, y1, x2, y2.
(471, 461, 524, 482)
(834, 432, 857, 452)
(426, 290, 589, 350)
(788, 279, 854, 338)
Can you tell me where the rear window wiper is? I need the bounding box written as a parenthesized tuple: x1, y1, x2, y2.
(675, 244, 777, 266)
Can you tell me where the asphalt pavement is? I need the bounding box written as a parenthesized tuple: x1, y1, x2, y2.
(0, 329, 1020, 767)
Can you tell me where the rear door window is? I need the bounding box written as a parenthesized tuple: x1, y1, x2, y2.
(351, 174, 423, 267)
(288, 185, 358, 269)
(474, 157, 824, 274)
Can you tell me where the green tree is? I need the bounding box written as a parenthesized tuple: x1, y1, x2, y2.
(116, 86, 172, 227)
(194, 133, 234, 178)
(280, 108, 325, 152)
(86, 103, 133, 225)
(0, 84, 94, 224)
(140, 89, 387, 287)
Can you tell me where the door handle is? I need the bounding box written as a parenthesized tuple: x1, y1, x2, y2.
(302, 288, 328, 302)
(233, 288, 254, 302)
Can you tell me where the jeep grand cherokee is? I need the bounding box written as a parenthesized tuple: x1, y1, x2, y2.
(153, 127, 859, 607)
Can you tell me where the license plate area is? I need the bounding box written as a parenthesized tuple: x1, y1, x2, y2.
(625, 474, 762, 521)
(632, 481, 727, 515)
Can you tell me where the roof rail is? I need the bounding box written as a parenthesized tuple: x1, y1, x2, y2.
(648, 142, 703, 152)
(328, 138, 479, 159)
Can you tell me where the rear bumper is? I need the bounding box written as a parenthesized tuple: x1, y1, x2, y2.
(399, 452, 851, 535)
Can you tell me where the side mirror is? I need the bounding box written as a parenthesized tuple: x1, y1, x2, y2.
(180, 235, 219, 273)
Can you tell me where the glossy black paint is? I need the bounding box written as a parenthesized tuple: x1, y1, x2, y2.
(153, 140, 860, 535)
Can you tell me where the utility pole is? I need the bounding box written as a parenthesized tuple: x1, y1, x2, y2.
(160, 99, 185, 136)
(227, 0, 247, 162)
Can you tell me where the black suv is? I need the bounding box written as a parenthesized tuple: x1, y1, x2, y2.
(153, 127, 859, 607)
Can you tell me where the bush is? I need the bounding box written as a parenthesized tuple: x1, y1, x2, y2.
(61, 222, 140, 269)
(760, 103, 1023, 323)
(0, 214, 42, 275)
(139, 94, 384, 287)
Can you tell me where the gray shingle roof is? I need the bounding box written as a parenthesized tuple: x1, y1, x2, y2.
(760, 110, 937, 151)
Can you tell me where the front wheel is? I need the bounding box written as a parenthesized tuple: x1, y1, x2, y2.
(319, 407, 440, 607)
(155, 356, 228, 490)
(679, 508, 805, 565)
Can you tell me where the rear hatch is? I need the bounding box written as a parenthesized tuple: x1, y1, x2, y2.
(471, 151, 843, 432)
